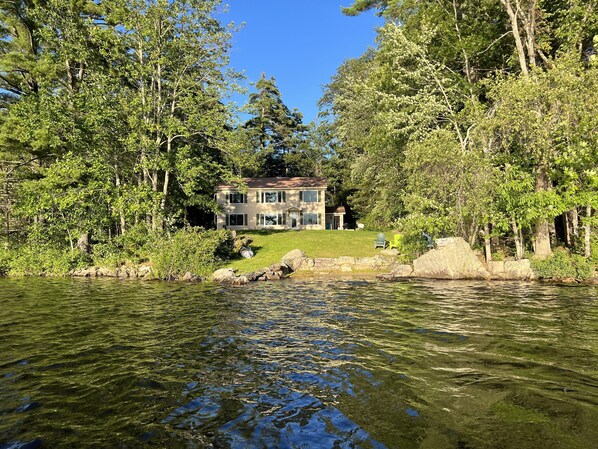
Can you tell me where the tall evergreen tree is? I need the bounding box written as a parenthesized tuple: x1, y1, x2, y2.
(242, 74, 306, 177)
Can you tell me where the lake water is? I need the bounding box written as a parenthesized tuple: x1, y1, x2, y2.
(0, 278, 597, 448)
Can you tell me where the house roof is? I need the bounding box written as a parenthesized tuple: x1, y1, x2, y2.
(217, 177, 327, 190)
(326, 206, 346, 214)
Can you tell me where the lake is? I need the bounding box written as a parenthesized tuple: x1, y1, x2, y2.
(0, 278, 597, 448)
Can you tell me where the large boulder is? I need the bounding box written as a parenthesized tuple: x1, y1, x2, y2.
(281, 249, 308, 272)
(212, 268, 237, 283)
(487, 259, 536, 280)
(413, 237, 490, 280)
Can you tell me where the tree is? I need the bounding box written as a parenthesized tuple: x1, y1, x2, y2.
(241, 74, 306, 177)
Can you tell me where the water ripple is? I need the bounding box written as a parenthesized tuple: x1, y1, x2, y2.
(0, 277, 596, 448)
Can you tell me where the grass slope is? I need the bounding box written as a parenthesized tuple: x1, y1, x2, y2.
(226, 230, 384, 272)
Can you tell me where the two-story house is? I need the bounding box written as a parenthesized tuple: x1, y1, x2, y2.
(215, 177, 344, 230)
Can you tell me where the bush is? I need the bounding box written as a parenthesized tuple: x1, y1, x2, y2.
(91, 241, 129, 268)
(0, 245, 10, 276)
(3, 244, 91, 276)
(149, 227, 233, 279)
(393, 232, 430, 262)
(531, 249, 593, 281)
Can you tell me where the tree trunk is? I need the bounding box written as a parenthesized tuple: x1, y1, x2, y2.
(115, 165, 126, 236)
(564, 212, 571, 246)
(533, 167, 553, 258)
(500, 0, 529, 75)
(512, 217, 524, 260)
(571, 207, 579, 237)
(77, 233, 90, 253)
(585, 205, 592, 258)
(484, 223, 492, 262)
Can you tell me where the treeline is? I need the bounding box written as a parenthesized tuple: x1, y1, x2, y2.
(0, 0, 326, 274)
(322, 0, 598, 263)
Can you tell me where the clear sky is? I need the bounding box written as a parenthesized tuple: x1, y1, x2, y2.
(220, 1, 382, 123)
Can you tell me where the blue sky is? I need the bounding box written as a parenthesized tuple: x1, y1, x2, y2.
(220, 1, 382, 123)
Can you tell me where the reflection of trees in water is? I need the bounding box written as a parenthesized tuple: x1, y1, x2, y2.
(2, 278, 597, 448)
(333, 281, 598, 449)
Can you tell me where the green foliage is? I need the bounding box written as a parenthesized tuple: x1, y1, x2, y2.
(234, 74, 314, 177)
(149, 228, 234, 280)
(391, 232, 430, 262)
(0, 246, 10, 275)
(0, 244, 90, 276)
(531, 249, 593, 281)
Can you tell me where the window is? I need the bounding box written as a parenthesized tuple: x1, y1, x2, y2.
(228, 192, 246, 203)
(226, 214, 246, 226)
(300, 190, 320, 203)
(257, 191, 286, 203)
(256, 213, 286, 227)
(302, 213, 321, 225)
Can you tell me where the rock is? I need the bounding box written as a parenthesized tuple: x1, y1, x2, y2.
(413, 237, 490, 280)
(269, 263, 290, 275)
(232, 276, 249, 285)
(182, 272, 193, 281)
(245, 271, 265, 282)
(338, 256, 356, 265)
(138, 266, 151, 278)
(370, 255, 394, 270)
(117, 268, 129, 278)
(354, 257, 374, 271)
(313, 258, 338, 270)
(377, 273, 412, 281)
(487, 260, 505, 276)
(380, 249, 399, 257)
(340, 265, 353, 272)
(212, 268, 237, 283)
(390, 264, 413, 277)
(281, 249, 308, 271)
(239, 246, 254, 259)
(504, 259, 536, 280)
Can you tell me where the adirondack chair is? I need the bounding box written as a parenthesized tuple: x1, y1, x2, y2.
(374, 233, 387, 249)
(388, 234, 404, 250)
(422, 232, 435, 249)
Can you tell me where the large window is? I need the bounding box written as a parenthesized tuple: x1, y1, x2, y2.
(256, 213, 286, 227)
(302, 213, 321, 225)
(257, 191, 286, 203)
(226, 214, 246, 226)
(228, 192, 246, 203)
(300, 190, 320, 203)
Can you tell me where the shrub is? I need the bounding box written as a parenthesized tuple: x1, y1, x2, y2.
(394, 232, 430, 262)
(91, 242, 129, 268)
(149, 227, 233, 279)
(0, 245, 11, 276)
(531, 249, 593, 281)
(5, 244, 91, 276)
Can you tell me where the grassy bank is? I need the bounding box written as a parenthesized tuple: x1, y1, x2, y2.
(226, 230, 383, 272)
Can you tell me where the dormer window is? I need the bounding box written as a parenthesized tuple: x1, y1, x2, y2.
(300, 190, 320, 203)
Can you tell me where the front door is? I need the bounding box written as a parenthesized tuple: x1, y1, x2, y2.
(289, 211, 299, 229)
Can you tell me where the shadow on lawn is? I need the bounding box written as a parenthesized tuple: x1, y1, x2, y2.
(236, 230, 288, 236)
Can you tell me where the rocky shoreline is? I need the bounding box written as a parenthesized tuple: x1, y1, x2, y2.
(65, 237, 596, 285)
(210, 238, 542, 286)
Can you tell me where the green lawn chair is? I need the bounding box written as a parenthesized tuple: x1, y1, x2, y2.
(388, 234, 404, 250)
(374, 233, 387, 249)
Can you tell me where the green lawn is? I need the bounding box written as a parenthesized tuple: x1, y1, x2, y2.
(226, 230, 383, 272)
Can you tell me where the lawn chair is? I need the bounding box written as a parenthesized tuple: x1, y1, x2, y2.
(422, 232, 435, 249)
(374, 233, 387, 249)
(388, 234, 404, 250)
